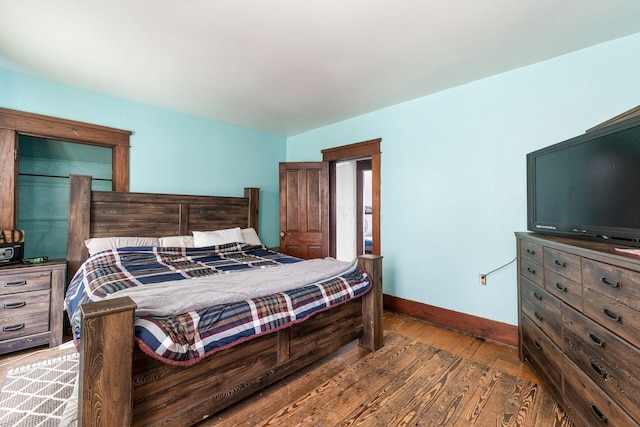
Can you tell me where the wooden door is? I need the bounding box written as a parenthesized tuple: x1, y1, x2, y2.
(279, 162, 329, 259)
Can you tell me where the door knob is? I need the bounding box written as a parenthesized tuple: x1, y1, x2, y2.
(280, 231, 286, 240)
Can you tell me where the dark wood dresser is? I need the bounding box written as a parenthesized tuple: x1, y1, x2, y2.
(0, 260, 65, 354)
(516, 232, 640, 427)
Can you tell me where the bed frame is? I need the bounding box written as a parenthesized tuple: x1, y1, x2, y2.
(66, 174, 383, 427)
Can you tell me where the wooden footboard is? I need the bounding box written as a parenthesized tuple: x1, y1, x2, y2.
(78, 255, 383, 427)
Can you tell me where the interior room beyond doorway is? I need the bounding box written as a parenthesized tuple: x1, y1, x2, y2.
(336, 159, 372, 261)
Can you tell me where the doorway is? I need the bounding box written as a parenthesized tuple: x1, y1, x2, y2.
(322, 138, 381, 259)
(278, 138, 380, 260)
(335, 159, 372, 261)
(0, 107, 131, 232)
(358, 160, 373, 255)
(17, 135, 113, 259)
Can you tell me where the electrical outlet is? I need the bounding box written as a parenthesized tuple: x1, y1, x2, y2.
(479, 274, 487, 286)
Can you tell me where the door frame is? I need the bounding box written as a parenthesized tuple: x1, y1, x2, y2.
(322, 138, 381, 257)
(0, 107, 131, 229)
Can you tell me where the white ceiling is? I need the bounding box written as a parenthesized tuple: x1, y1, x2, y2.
(1, 1, 640, 137)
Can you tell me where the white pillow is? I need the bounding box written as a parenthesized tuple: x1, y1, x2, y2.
(85, 236, 160, 256)
(159, 235, 194, 247)
(241, 228, 262, 246)
(193, 227, 244, 247)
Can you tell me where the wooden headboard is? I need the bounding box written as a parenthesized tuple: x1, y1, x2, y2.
(66, 174, 259, 280)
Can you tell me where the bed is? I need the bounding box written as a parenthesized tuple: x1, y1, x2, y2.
(65, 174, 383, 427)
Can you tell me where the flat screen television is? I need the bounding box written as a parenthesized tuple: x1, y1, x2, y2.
(527, 114, 640, 247)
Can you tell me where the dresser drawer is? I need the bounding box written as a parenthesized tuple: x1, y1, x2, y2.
(0, 270, 51, 295)
(583, 258, 640, 301)
(520, 240, 543, 265)
(521, 278, 562, 345)
(522, 314, 562, 387)
(545, 269, 582, 311)
(520, 258, 543, 287)
(0, 310, 49, 340)
(584, 287, 640, 350)
(564, 357, 638, 427)
(563, 305, 640, 421)
(0, 290, 50, 319)
(544, 247, 581, 283)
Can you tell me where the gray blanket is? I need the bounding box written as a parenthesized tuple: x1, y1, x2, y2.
(105, 257, 356, 316)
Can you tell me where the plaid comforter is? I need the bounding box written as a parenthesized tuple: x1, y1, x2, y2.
(65, 243, 371, 365)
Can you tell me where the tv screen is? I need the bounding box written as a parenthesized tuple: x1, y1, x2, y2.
(527, 115, 640, 246)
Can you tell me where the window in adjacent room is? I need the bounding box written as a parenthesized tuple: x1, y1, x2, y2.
(17, 135, 112, 259)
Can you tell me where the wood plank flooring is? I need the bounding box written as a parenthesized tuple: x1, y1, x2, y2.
(200, 311, 575, 426)
(0, 311, 575, 426)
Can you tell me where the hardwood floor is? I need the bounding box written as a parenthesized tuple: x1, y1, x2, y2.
(0, 338, 76, 380)
(0, 311, 574, 426)
(200, 311, 575, 426)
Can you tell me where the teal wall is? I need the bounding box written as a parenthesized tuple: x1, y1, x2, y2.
(0, 70, 286, 248)
(286, 32, 640, 325)
(18, 136, 112, 259)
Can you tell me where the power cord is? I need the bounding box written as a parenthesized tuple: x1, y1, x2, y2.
(483, 256, 517, 278)
(479, 256, 517, 285)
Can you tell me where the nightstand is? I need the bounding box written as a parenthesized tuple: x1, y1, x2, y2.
(0, 260, 66, 354)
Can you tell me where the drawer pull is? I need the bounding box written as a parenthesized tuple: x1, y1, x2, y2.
(532, 292, 543, 301)
(590, 362, 607, 379)
(527, 267, 536, 275)
(554, 259, 565, 267)
(533, 340, 542, 351)
(526, 249, 535, 255)
(2, 323, 25, 332)
(4, 280, 27, 287)
(534, 312, 543, 322)
(588, 333, 605, 348)
(3, 301, 26, 309)
(603, 308, 621, 323)
(555, 283, 567, 292)
(589, 404, 608, 423)
(601, 277, 620, 289)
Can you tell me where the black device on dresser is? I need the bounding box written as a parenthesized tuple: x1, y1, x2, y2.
(0, 229, 24, 265)
(527, 114, 640, 248)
